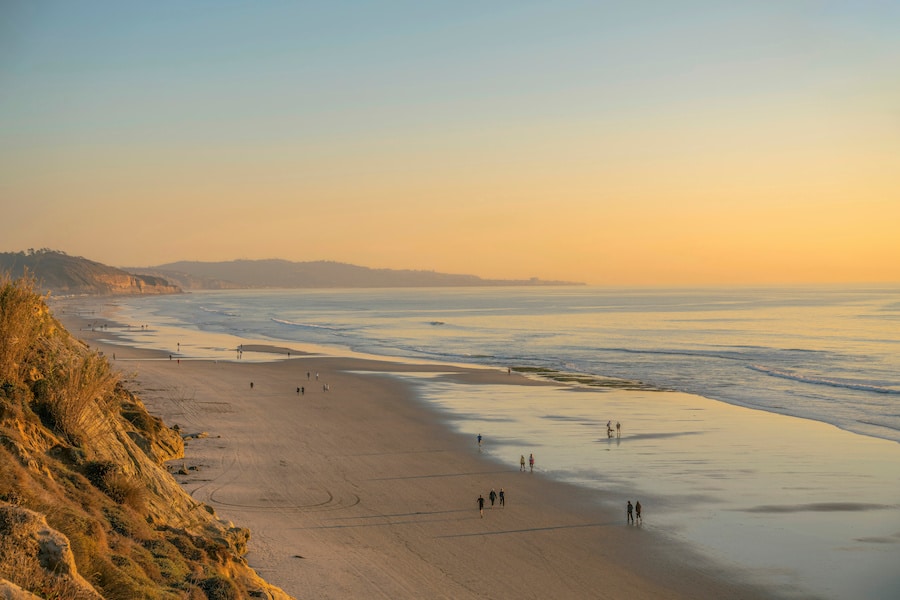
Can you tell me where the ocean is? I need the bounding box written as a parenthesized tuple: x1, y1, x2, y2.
(93, 285, 900, 599)
(107, 285, 900, 444)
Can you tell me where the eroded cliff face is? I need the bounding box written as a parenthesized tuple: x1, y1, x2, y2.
(89, 272, 180, 295)
(0, 275, 291, 600)
(0, 250, 182, 296)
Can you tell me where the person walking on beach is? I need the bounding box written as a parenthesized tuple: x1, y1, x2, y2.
(477, 494, 485, 518)
(627, 500, 634, 524)
(529, 453, 535, 472)
(489, 488, 497, 508)
(520, 455, 526, 471)
(616, 421, 621, 437)
(499, 488, 505, 507)
(635, 501, 642, 524)
(250, 382, 254, 389)
(477, 433, 482, 449)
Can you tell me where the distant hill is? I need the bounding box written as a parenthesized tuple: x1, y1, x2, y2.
(0, 250, 180, 296)
(133, 259, 584, 289)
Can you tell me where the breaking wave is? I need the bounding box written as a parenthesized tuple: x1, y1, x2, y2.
(199, 306, 238, 317)
(749, 365, 899, 395)
(271, 318, 343, 332)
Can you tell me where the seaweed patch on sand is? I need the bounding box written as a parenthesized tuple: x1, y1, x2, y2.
(511, 366, 660, 391)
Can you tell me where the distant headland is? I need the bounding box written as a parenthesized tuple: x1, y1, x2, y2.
(0, 250, 584, 296)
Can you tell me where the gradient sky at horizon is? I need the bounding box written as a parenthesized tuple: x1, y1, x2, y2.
(2, 1, 898, 285)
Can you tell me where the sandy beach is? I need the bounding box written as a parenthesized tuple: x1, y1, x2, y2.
(53, 307, 784, 600)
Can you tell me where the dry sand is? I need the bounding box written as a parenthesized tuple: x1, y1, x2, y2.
(62, 312, 775, 599)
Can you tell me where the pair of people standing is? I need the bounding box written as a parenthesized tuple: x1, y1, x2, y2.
(626, 500, 642, 524)
(519, 453, 535, 472)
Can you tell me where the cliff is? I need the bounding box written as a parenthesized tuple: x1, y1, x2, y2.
(0, 250, 181, 296)
(0, 274, 291, 599)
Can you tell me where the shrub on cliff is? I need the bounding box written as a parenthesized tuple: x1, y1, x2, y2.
(0, 272, 55, 384)
(0, 275, 291, 599)
(33, 351, 119, 446)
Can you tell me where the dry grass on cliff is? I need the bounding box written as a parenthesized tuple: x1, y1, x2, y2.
(0, 271, 55, 383)
(0, 275, 284, 600)
(2, 272, 118, 446)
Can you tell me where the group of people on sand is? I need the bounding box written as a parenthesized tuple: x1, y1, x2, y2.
(247, 381, 327, 394)
(606, 420, 621, 438)
(476, 432, 644, 525)
(476, 487, 506, 517)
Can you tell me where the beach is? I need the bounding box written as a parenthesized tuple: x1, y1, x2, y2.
(56, 307, 782, 600)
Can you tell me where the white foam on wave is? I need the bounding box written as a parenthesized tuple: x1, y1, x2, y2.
(749, 364, 899, 395)
(271, 318, 342, 331)
(199, 306, 238, 317)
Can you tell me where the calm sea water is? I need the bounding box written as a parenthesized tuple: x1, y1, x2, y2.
(100, 286, 900, 599)
(113, 285, 900, 444)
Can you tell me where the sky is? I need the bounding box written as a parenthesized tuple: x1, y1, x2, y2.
(2, 1, 898, 285)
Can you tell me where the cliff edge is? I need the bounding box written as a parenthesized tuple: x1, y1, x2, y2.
(0, 250, 180, 296)
(0, 274, 291, 599)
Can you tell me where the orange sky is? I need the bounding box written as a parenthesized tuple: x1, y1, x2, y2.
(2, 2, 898, 285)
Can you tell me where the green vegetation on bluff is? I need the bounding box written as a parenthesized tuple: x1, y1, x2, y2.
(0, 274, 289, 599)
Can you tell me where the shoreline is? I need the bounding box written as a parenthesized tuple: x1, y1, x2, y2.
(54, 301, 779, 599)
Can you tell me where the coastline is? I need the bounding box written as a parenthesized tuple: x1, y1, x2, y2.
(54, 301, 779, 599)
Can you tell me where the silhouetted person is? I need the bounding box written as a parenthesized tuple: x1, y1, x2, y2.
(635, 501, 642, 523)
(477, 495, 485, 518)
(627, 500, 634, 524)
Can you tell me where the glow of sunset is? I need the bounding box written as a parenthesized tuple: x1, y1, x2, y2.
(2, 2, 898, 285)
